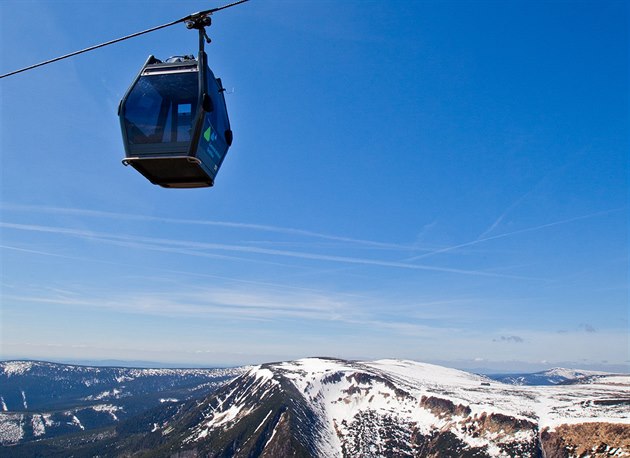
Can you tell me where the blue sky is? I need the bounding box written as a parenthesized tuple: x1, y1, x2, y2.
(0, 0, 627, 372)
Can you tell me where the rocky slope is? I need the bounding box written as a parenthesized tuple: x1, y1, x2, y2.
(118, 358, 630, 457)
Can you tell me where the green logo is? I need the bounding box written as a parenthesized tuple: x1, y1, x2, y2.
(203, 126, 212, 142)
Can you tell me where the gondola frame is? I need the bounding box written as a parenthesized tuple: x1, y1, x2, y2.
(119, 51, 231, 188)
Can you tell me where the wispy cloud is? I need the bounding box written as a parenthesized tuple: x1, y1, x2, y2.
(405, 208, 624, 262)
(4, 285, 471, 347)
(1, 203, 422, 252)
(4, 291, 333, 322)
(0, 222, 530, 279)
(4, 282, 364, 324)
(0, 244, 82, 260)
(414, 220, 440, 246)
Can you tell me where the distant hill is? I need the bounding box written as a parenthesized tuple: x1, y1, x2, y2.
(487, 367, 615, 386)
(0, 360, 247, 446)
(3, 358, 629, 457)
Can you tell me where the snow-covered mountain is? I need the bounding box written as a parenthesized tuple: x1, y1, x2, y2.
(488, 367, 613, 386)
(120, 358, 629, 457)
(3, 358, 629, 457)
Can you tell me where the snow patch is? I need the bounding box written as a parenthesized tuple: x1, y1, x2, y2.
(31, 415, 46, 437)
(1, 361, 35, 377)
(85, 388, 123, 401)
(263, 411, 285, 449)
(254, 409, 273, 434)
(0, 413, 25, 444)
(207, 403, 247, 429)
(367, 359, 489, 387)
(592, 375, 630, 386)
(69, 414, 85, 430)
(42, 414, 55, 427)
(91, 404, 121, 421)
(252, 367, 275, 383)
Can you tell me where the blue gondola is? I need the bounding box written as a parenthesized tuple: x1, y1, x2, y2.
(119, 17, 232, 188)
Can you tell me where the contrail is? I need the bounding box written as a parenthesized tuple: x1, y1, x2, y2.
(406, 208, 624, 262)
(0, 204, 420, 251)
(1, 222, 532, 279)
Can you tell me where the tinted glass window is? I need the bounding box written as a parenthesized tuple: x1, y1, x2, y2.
(211, 82, 230, 140)
(124, 72, 198, 145)
(205, 69, 230, 146)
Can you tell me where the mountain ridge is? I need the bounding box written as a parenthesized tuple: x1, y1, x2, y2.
(121, 357, 630, 457)
(487, 367, 615, 386)
(0, 360, 247, 447)
(2, 358, 629, 457)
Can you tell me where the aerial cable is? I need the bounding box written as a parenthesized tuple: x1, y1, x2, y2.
(0, 0, 250, 80)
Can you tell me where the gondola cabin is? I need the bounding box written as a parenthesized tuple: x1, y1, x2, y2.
(119, 53, 232, 188)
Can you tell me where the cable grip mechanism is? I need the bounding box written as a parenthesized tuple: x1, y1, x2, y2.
(186, 13, 212, 44)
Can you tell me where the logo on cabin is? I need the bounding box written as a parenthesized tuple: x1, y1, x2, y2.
(203, 125, 217, 143)
(203, 123, 220, 161)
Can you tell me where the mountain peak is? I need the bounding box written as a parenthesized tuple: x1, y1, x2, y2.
(152, 357, 629, 457)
